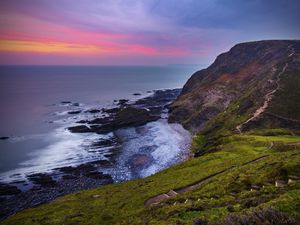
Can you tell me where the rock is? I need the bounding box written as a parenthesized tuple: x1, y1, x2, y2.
(117, 99, 129, 106)
(67, 110, 81, 114)
(130, 154, 152, 168)
(133, 93, 141, 96)
(70, 89, 180, 135)
(85, 171, 112, 180)
(91, 138, 118, 148)
(58, 164, 95, 175)
(88, 117, 111, 124)
(85, 109, 101, 113)
(61, 101, 71, 104)
(0, 137, 9, 140)
(166, 190, 178, 197)
(148, 106, 163, 116)
(76, 120, 89, 124)
(72, 103, 80, 106)
(27, 173, 57, 187)
(134, 89, 181, 108)
(62, 175, 76, 180)
(90, 160, 113, 167)
(101, 107, 120, 114)
(68, 125, 91, 133)
(288, 179, 296, 184)
(275, 180, 286, 187)
(288, 176, 300, 184)
(0, 183, 21, 196)
(89, 107, 159, 134)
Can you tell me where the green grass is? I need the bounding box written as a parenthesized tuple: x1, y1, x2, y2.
(268, 70, 300, 120)
(2, 132, 300, 225)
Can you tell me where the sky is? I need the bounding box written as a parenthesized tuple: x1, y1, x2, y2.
(0, 0, 299, 65)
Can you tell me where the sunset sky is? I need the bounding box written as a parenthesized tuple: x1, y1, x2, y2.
(0, 0, 299, 65)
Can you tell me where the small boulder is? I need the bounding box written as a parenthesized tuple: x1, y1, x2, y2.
(68, 110, 82, 114)
(68, 125, 91, 133)
(275, 180, 287, 187)
(85, 109, 101, 114)
(0, 137, 9, 140)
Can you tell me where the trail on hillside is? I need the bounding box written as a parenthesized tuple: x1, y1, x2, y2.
(144, 155, 269, 207)
(236, 45, 295, 133)
(236, 63, 288, 133)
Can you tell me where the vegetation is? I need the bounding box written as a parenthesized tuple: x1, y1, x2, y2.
(2, 129, 300, 224)
(268, 70, 300, 120)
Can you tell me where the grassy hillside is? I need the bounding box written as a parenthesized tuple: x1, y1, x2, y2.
(2, 129, 300, 225)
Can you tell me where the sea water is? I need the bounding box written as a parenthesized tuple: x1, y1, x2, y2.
(0, 65, 199, 183)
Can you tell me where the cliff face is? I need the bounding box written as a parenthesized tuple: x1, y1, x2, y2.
(169, 40, 300, 134)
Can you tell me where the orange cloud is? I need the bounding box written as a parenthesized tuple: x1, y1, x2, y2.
(0, 40, 118, 54)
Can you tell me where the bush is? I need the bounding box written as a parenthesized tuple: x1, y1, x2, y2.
(215, 207, 298, 225)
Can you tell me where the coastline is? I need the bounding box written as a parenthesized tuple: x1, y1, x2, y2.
(0, 88, 191, 221)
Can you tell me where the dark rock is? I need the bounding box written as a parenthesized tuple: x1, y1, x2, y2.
(68, 110, 82, 114)
(27, 173, 57, 187)
(0, 172, 114, 221)
(90, 107, 160, 134)
(117, 99, 129, 106)
(0, 137, 9, 140)
(0, 183, 21, 196)
(72, 103, 80, 106)
(88, 117, 111, 124)
(76, 120, 89, 124)
(90, 160, 113, 167)
(59, 164, 95, 175)
(148, 106, 163, 116)
(62, 175, 77, 180)
(85, 109, 101, 113)
(129, 154, 152, 168)
(91, 138, 118, 148)
(68, 125, 91, 133)
(61, 101, 71, 104)
(133, 93, 141, 96)
(70, 89, 180, 134)
(134, 89, 181, 108)
(85, 171, 112, 180)
(101, 107, 120, 114)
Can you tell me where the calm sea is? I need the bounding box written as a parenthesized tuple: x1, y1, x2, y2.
(0, 65, 200, 184)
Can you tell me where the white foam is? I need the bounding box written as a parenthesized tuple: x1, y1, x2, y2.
(0, 128, 112, 182)
(113, 120, 191, 181)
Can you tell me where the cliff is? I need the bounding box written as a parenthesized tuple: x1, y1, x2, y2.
(169, 40, 300, 135)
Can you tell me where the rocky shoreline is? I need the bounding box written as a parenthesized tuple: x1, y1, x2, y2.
(0, 88, 183, 221)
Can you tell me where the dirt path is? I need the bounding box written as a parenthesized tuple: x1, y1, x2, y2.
(236, 45, 295, 133)
(236, 63, 288, 133)
(144, 155, 269, 207)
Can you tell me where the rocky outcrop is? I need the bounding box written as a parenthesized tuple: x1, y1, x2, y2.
(169, 40, 300, 133)
(69, 89, 181, 134)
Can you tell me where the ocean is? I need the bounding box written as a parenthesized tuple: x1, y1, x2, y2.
(0, 65, 199, 186)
